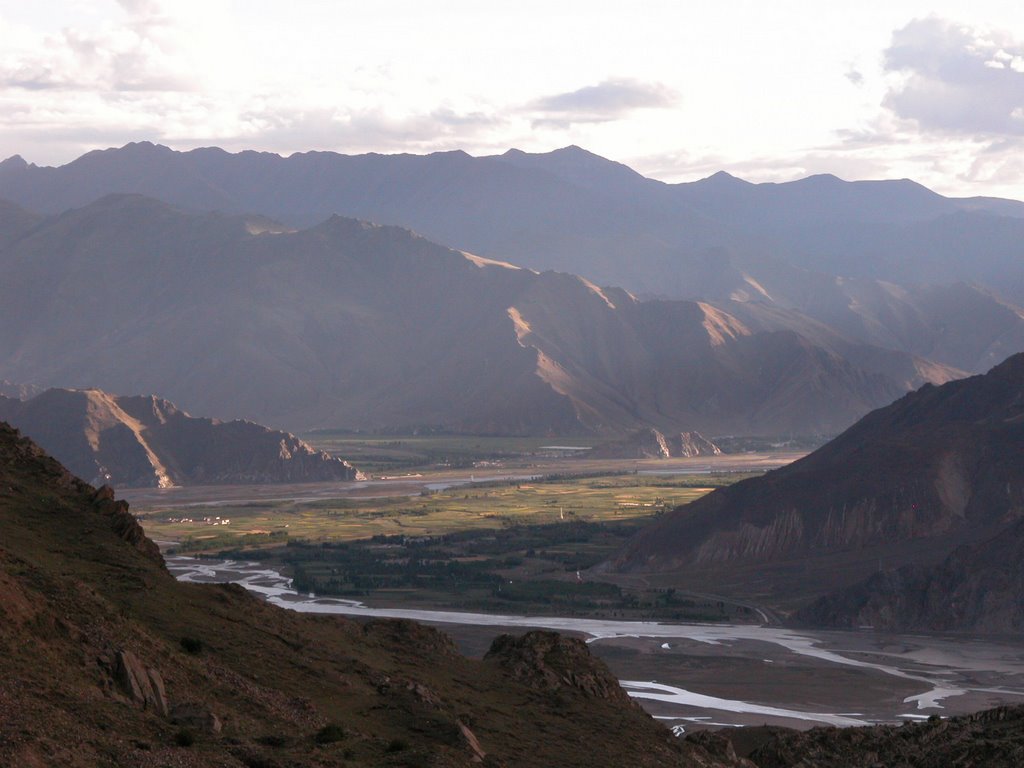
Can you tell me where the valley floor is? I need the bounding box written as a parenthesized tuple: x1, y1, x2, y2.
(133, 450, 1024, 741)
(168, 555, 1024, 735)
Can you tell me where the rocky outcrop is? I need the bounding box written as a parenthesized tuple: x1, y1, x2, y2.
(484, 631, 636, 705)
(747, 704, 1024, 767)
(457, 721, 486, 763)
(0, 388, 361, 487)
(111, 649, 169, 716)
(92, 485, 163, 565)
(685, 731, 756, 768)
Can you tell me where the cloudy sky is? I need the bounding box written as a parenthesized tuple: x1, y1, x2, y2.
(3, 1, 1024, 198)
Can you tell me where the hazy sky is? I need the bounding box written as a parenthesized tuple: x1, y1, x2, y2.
(3, 1, 1024, 198)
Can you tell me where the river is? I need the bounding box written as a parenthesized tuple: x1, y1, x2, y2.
(167, 555, 1024, 734)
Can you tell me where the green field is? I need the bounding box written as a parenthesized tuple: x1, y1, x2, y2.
(139, 473, 733, 552)
(142, 470, 762, 621)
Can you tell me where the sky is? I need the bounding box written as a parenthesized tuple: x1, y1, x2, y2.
(2, 1, 1024, 199)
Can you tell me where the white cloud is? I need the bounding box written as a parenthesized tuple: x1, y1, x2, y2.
(883, 16, 1024, 136)
(528, 78, 679, 127)
(0, 1, 197, 93)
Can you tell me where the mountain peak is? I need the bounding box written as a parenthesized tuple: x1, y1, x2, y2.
(799, 172, 844, 185)
(0, 154, 28, 170)
(692, 170, 751, 188)
(120, 140, 174, 154)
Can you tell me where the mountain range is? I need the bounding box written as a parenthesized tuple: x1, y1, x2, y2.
(608, 352, 1024, 627)
(0, 194, 955, 437)
(0, 388, 359, 488)
(4, 142, 1024, 377)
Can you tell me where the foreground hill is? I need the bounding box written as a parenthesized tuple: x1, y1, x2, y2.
(0, 421, 737, 767)
(735, 706, 1024, 767)
(608, 353, 1024, 610)
(7, 422, 1024, 766)
(0, 388, 359, 488)
(0, 194, 953, 436)
(4, 142, 1024, 373)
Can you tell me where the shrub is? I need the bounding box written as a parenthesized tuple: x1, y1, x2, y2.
(174, 729, 195, 747)
(256, 734, 289, 748)
(314, 724, 347, 744)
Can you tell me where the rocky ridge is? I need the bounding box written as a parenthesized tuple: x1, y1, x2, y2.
(0, 388, 360, 487)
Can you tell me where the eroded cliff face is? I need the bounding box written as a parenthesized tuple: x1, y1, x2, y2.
(0, 388, 360, 487)
(588, 428, 723, 459)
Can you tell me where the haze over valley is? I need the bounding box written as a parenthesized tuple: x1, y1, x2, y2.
(6, 2, 1024, 765)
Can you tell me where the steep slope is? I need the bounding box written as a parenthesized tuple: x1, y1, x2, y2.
(609, 353, 1024, 603)
(0, 388, 360, 487)
(0, 194, 947, 436)
(715, 273, 1024, 374)
(797, 517, 1024, 633)
(0, 196, 42, 248)
(0, 421, 738, 767)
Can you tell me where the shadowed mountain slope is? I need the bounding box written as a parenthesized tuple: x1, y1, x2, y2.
(0, 388, 360, 488)
(0, 197, 41, 248)
(0, 422, 742, 767)
(0, 194, 953, 436)
(4, 143, 1024, 358)
(796, 516, 1024, 633)
(608, 353, 1024, 606)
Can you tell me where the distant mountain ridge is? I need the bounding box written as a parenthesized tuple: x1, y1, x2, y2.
(0, 194, 958, 437)
(0, 388, 360, 487)
(4, 142, 1024, 374)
